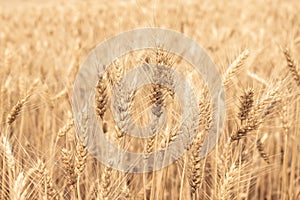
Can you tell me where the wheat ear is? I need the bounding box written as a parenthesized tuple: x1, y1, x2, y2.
(6, 79, 38, 125)
(75, 140, 87, 200)
(223, 49, 249, 86)
(1, 136, 16, 199)
(12, 168, 36, 200)
(187, 89, 211, 194)
(217, 163, 239, 200)
(58, 118, 74, 138)
(36, 160, 59, 199)
(256, 138, 270, 164)
(238, 88, 254, 124)
(100, 166, 113, 199)
(283, 48, 300, 86)
(231, 88, 280, 141)
(61, 148, 77, 187)
(95, 75, 108, 120)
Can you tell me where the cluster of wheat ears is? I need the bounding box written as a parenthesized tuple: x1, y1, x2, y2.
(0, 0, 300, 199)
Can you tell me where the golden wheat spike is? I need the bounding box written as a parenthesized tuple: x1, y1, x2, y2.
(283, 48, 300, 87)
(223, 49, 250, 86)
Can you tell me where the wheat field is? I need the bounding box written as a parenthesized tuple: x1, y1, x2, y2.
(0, 0, 300, 199)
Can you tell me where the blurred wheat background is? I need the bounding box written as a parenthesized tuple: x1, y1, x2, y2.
(0, 0, 299, 199)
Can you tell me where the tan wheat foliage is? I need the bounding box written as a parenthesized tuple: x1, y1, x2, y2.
(0, 0, 299, 199)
